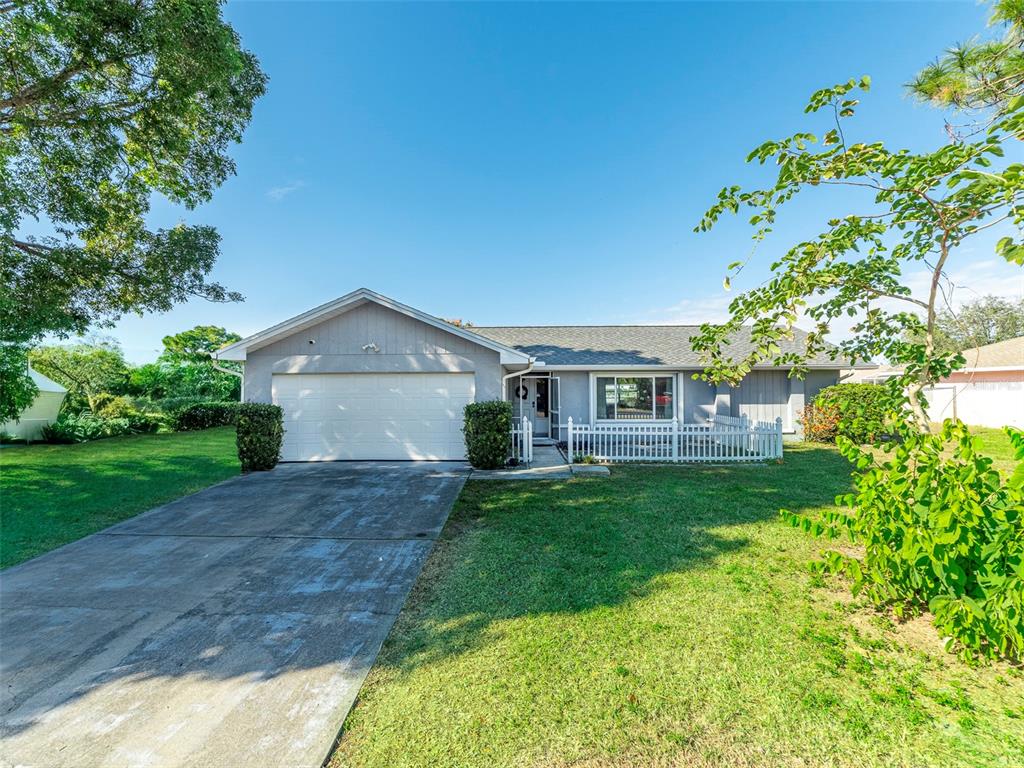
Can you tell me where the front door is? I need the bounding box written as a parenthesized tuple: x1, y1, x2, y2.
(533, 378, 550, 438)
(512, 377, 551, 438)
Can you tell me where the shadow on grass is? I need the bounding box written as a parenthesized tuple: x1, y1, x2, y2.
(378, 443, 855, 674)
(1, 440, 854, 759)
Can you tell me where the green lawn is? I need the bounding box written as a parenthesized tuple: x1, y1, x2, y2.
(332, 442, 1023, 768)
(0, 427, 238, 568)
(969, 425, 1019, 474)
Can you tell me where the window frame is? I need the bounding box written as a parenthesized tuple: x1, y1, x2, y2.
(590, 372, 678, 423)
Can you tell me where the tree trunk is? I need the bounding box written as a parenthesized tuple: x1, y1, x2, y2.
(914, 236, 952, 434)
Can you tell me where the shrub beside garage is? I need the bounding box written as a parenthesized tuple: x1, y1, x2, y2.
(463, 400, 514, 469)
(236, 403, 284, 471)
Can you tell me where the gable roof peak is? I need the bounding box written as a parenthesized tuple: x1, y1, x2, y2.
(213, 288, 531, 364)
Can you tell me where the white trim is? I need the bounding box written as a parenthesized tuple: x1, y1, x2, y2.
(947, 366, 1024, 374)
(214, 288, 532, 365)
(589, 371, 678, 424)
(676, 371, 685, 423)
(501, 362, 534, 401)
(545, 363, 863, 371)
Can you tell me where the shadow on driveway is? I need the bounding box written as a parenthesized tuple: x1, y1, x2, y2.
(0, 461, 468, 768)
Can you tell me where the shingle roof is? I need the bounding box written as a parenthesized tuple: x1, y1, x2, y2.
(959, 336, 1024, 368)
(471, 325, 845, 368)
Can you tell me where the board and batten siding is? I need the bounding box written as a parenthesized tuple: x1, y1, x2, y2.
(729, 370, 840, 433)
(545, 369, 836, 432)
(243, 301, 503, 403)
(683, 375, 716, 424)
(805, 370, 838, 403)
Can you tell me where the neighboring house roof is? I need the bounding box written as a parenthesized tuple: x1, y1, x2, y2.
(959, 336, 1024, 370)
(214, 288, 532, 365)
(28, 367, 66, 393)
(472, 325, 852, 368)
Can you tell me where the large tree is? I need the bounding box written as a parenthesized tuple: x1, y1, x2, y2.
(160, 325, 240, 364)
(929, 295, 1024, 354)
(127, 324, 242, 401)
(29, 341, 129, 412)
(1, 0, 265, 414)
(910, 0, 1024, 117)
(693, 75, 1023, 432)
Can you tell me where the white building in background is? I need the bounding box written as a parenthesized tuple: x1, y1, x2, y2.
(0, 368, 67, 441)
(924, 336, 1024, 429)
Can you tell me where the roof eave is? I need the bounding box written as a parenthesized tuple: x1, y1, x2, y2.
(212, 288, 531, 364)
(534, 362, 859, 371)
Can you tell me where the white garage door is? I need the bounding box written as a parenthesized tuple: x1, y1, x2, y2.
(271, 373, 474, 461)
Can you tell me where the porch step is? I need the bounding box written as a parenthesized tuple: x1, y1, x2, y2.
(532, 438, 557, 446)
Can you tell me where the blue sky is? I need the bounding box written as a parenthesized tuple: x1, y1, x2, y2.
(110, 0, 1023, 362)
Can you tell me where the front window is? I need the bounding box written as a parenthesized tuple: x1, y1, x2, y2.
(596, 375, 674, 420)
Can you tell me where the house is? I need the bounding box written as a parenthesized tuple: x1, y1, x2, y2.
(0, 367, 67, 441)
(924, 336, 1024, 428)
(215, 288, 853, 461)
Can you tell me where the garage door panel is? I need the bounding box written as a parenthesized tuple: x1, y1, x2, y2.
(271, 373, 474, 461)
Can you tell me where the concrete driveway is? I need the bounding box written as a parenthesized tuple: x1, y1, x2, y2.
(0, 462, 469, 768)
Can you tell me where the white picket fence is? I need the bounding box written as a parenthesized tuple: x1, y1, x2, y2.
(565, 414, 783, 464)
(510, 416, 533, 464)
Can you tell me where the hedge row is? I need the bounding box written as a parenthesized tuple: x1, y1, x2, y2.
(172, 402, 240, 431)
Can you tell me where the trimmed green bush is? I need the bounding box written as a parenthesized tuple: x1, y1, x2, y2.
(810, 383, 894, 443)
(236, 403, 284, 472)
(463, 400, 513, 469)
(151, 396, 212, 414)
(172, 402, 239, 431)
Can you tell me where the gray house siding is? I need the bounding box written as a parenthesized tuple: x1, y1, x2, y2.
(533, 368, 841, 436)
(553, 372, 589, 424)
(243, 301, 502, 403)
(730, 369, 840, 433)
(805, 370, 839, 403)
(683, 375, 716, 424)
(731, 371, 793, 430)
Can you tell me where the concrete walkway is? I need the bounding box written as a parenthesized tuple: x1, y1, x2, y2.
(0, 462, 469, 768)
(470, 445, 609, 480)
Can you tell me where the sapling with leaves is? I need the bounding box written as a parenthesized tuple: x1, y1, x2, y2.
(692, 69, 1024, 658)
(693, 75, 1024, 433)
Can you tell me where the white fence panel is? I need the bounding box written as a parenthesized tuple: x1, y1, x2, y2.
(510, 416, 533, 464)
(564, 416, 782, 465)
(924, 382, 1024, 429)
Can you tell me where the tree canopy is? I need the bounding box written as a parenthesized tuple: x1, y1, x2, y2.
(928, 295, 1024, 353)
(29, 341, 129, 412)
(692, 74, 1023, 430)
(0, 0, 264, 341)
(909, 0, 1024, 117)
(0, 0, 264, 420)
(160, 325, 241, 364)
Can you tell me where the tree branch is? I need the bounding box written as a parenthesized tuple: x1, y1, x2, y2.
(10, 238, 54, 257)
